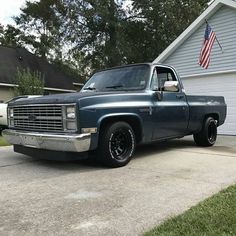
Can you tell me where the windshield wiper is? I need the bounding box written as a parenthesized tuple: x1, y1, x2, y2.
(105, 85, 124, 89)
(83, 87, 96, 91)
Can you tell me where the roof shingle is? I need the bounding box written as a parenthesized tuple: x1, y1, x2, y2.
(0, 46, 77, 91)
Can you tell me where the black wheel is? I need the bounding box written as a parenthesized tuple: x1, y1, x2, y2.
(98, 122, 136, 168)
(193, 117, 217, 147)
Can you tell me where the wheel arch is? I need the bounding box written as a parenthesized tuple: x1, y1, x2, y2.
(97, 113, 143, 144)
(204, 113, 219, 125)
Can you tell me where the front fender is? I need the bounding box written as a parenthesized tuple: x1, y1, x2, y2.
(89, 113, 143, 150)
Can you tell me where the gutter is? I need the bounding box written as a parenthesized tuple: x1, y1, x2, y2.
(181, 69, 236, 79)
(0, 83, 76, 93)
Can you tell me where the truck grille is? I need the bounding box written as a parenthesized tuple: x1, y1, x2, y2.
(11, 105, 63, 132)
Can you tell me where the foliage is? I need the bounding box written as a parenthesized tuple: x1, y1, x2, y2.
(14, 68, 44, 96)
(61, 0, 128, 75)
(0, 24, 23, 47)
(61, 0, 209, 70)
(127, 0, 209, 63)
(1, 0, 209, 80)
(14, 0, 65, 59)
(144, 185, 236, 236)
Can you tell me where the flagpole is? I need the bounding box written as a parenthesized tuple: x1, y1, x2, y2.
(205, 19, 223, 52)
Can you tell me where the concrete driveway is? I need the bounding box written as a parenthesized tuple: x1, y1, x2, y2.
(0, 136, 236, 236)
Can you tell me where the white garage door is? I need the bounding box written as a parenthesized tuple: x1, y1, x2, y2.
(182, 73, 236, 135)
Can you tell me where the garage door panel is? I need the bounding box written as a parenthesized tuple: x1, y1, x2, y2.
(185, 90, 236, 98)
(226, 114, 236, 118)
(185, 85, 236, 93)
(224, 117, 236, 123)
(219, 125, 236, 133)
(227, 107, 236, 111)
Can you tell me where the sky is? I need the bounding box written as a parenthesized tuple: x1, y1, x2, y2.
(1, 0, 213, 27)
(0, 0, 37, 26)
(0, 0, 133, 26)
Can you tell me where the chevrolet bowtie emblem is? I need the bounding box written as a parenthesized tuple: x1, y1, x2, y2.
(28, 114, 37, 121)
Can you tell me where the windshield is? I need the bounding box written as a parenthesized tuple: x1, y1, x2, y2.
(82, 65, 150, 92)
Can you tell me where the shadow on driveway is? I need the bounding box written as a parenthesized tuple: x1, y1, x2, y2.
(6, 135, 235, 173)
(13, 137, 197, 171)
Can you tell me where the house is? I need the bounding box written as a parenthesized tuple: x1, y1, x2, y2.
(154, 0, 236, 135)
(0, 46, 84, 102)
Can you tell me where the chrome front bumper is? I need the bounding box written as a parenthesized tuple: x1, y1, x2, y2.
(2, 129, 91, 153)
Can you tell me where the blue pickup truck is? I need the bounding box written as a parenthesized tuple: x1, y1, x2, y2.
(3, 63, 227, 167)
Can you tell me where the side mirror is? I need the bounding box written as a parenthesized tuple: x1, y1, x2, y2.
(163, 81, 179, 92)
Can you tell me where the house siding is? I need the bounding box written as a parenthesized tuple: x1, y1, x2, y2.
(0, 87, 14, 102)
(162, 5, 236, 77)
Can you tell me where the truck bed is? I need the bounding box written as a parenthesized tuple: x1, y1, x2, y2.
(186, 95, 227, 133)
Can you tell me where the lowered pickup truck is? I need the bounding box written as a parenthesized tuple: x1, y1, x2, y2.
(3, 64, 227, 167)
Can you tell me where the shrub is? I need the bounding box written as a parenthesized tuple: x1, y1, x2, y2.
(14, 68, 44, 95)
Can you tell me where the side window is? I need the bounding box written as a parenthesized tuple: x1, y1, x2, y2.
(151, 67, 178, 92)
(151, 67, 177, 91)
(157, 67, 177, 90)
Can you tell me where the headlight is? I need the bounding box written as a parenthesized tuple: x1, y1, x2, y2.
(63, 105, 77, 132)
(66, 106, 76, 119)
(9, 108, 14, 118)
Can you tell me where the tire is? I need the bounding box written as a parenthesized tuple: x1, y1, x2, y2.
(98, 122, 136, 168)
(193, 117, 217, 147)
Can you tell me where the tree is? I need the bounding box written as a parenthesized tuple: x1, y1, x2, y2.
(5, 0, 209, 80)
(13, 0, 87, 81)
(0, 24, 22, 47)
(14, 0, 65, 59)
(14, 68, 44, 95)
(128, 0, 209, 62)
(62, 0, 127, 71)
(61, 0, 209, 72)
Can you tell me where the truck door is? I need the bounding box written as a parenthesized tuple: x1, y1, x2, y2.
(151, 66, 189, 140)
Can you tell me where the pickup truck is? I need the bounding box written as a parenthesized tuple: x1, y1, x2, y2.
(3, 63, 227, 167)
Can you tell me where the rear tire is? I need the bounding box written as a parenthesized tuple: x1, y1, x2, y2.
(98, 122, 136, 168)
(194, 117, 217, 147)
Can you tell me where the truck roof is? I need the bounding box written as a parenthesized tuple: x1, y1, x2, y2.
(94, 63, 172, 74)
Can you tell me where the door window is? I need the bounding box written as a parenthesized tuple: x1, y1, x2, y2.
(151, 67, 178, 91)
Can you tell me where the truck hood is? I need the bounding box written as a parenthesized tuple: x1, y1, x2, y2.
(8, 91, 144, 106)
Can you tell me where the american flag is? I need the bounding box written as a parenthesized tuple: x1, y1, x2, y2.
(199, 23, 216, 69)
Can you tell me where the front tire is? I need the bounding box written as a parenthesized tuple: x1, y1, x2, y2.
(194, 117, 217, 147)
(98, 122, 136, 168)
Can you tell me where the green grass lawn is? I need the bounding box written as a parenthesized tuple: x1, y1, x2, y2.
(144, 185, 236, 236)
(0, 135, 10, 146)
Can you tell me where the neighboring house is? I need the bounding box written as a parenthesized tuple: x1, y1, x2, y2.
(0, 46, 84, 102)
(154, 0, 236, 135)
